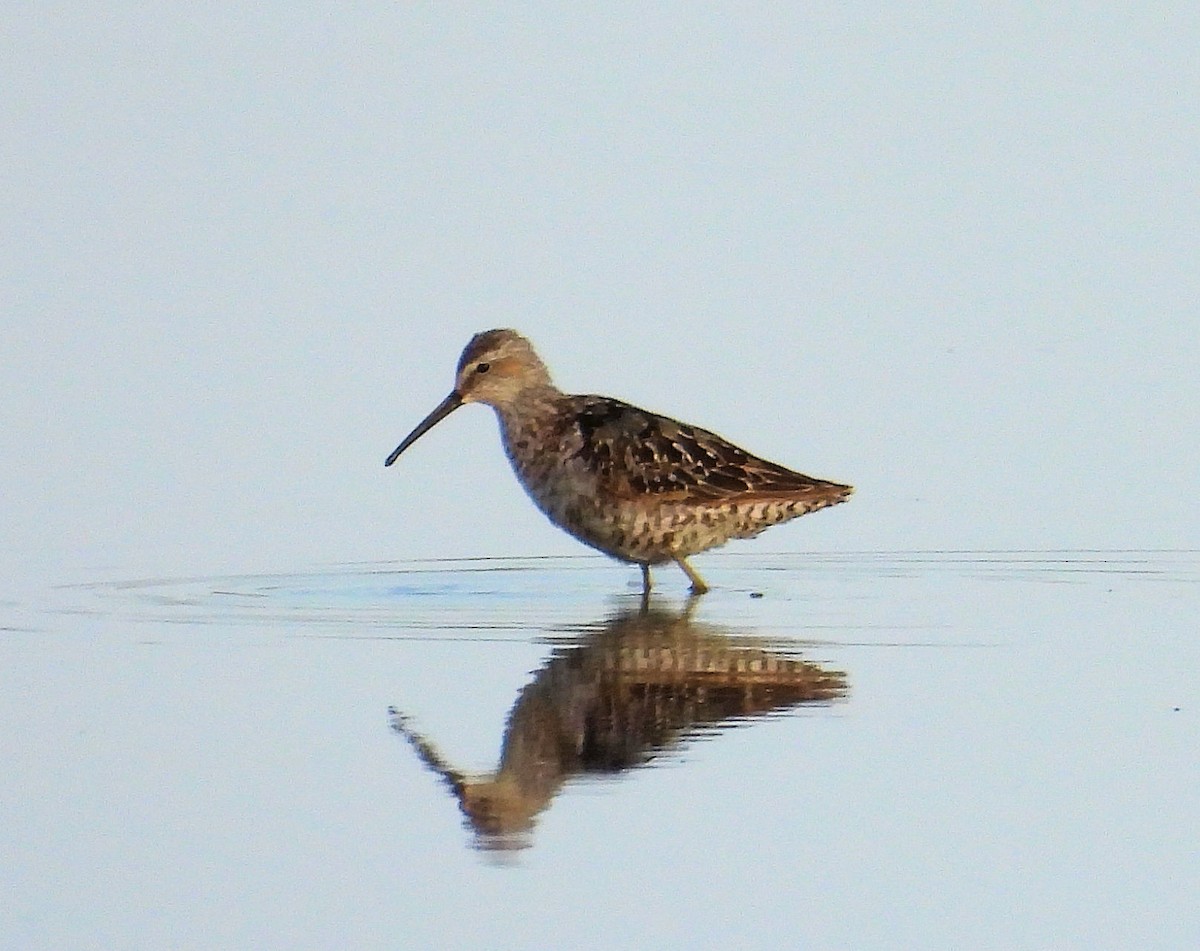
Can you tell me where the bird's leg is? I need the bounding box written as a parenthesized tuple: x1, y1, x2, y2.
(640, 563, 652, 593)
(673, 555, 710, 594)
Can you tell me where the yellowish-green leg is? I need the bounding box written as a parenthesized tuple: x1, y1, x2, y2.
(673, 555, 710, 594)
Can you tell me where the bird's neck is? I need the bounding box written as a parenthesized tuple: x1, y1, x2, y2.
(491, 386, 565, 446)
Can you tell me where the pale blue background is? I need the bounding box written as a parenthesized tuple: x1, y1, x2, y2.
(4, 4, 1197, 588)
(3, 5, 1198, 950)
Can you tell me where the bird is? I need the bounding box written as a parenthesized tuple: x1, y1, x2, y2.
(384, 329, 852, 594)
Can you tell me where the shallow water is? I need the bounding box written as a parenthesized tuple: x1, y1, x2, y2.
(4, 551, 1198, 949)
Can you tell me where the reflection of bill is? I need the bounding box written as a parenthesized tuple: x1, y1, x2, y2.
(391, 603, 848, 852)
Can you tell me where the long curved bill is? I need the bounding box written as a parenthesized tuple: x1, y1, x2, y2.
(384, 391, 464, 466)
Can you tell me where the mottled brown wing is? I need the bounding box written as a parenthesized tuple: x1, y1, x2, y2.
(565, 396, 852, 504)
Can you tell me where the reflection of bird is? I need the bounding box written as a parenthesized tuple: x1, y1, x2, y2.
(390, 603, 847, 851)
(385, 330, 852, 593)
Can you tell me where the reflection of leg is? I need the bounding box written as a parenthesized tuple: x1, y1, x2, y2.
(673, 555, 710, 594)
(640, 563, 652, 593)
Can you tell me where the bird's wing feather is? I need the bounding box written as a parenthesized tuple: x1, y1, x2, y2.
(564, 396, 851, 503)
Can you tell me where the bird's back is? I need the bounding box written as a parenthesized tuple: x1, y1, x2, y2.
(563, 395, 852, 508)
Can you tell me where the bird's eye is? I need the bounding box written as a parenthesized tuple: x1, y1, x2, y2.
(476, 362, 491, 374)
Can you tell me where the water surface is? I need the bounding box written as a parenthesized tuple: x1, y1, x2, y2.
(4, 551, 1197, 949)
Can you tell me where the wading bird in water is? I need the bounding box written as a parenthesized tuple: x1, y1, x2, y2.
(385, 330, 852, 594)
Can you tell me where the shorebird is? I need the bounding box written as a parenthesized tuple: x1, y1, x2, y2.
(384, 329, 852, 594)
